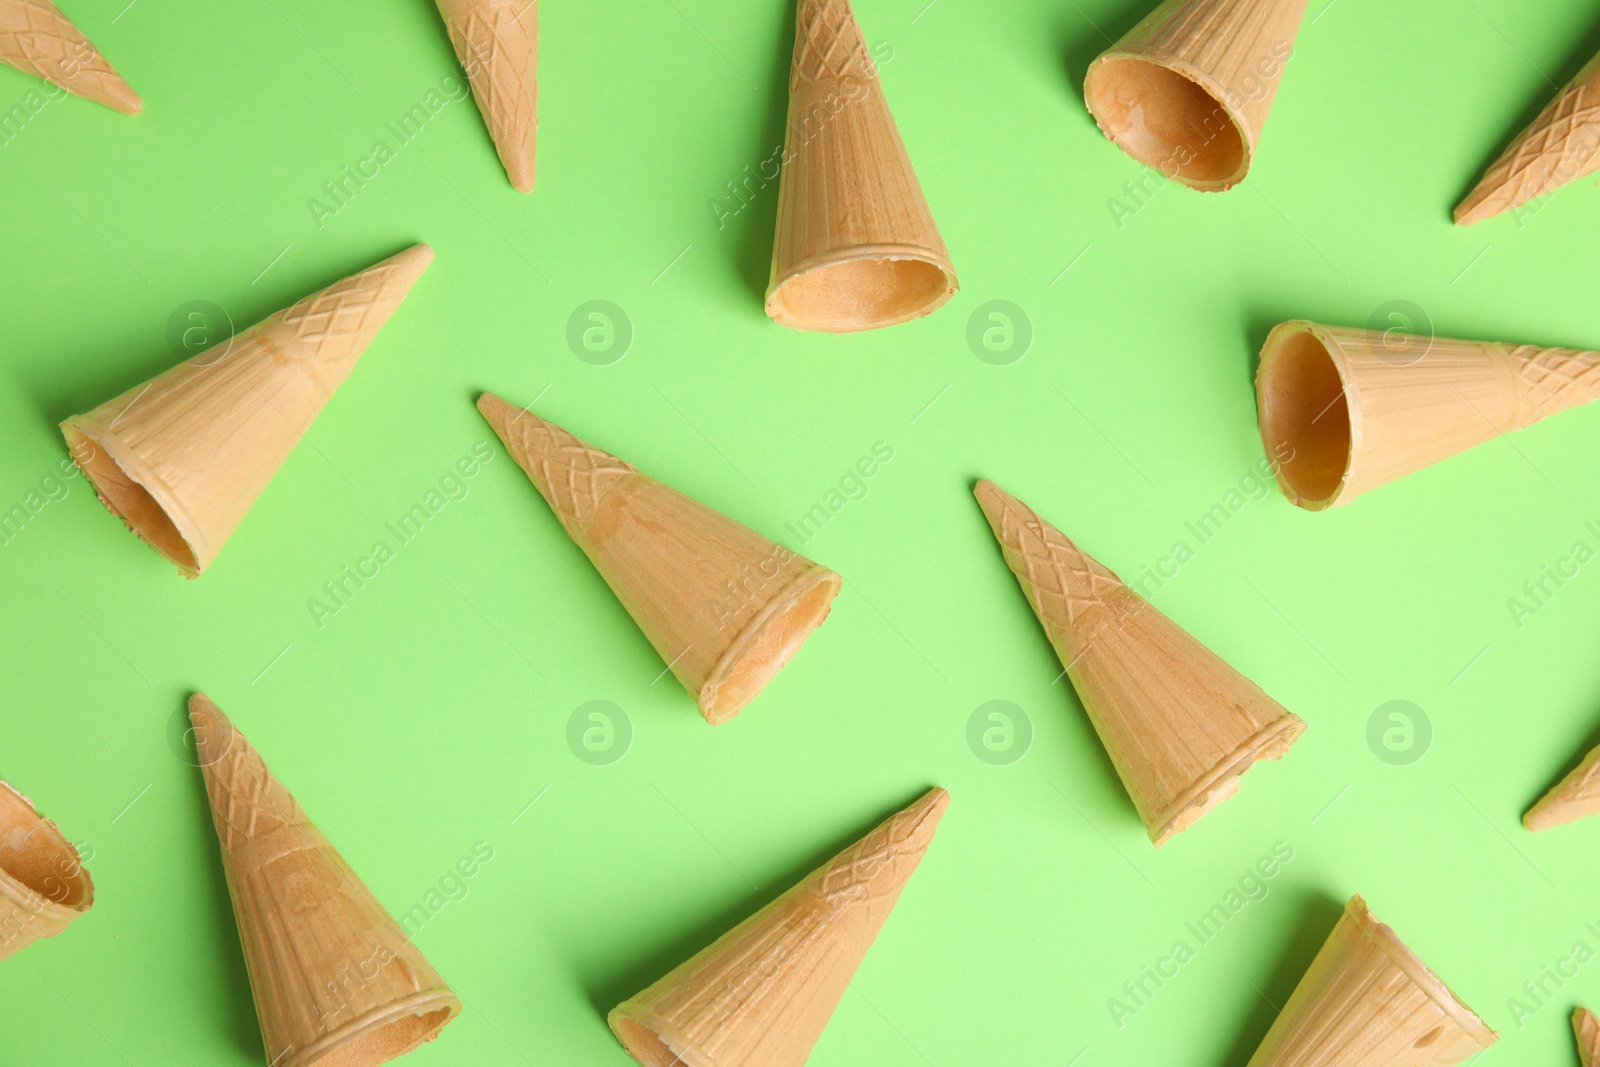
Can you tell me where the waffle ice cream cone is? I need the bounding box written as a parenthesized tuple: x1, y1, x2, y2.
(975, 480, 1303, 845)
(0, 780, 92, 961)
(478, 394, 840, 724)
(1084, 0, 1309, 191)
(609, 787, 948, 1067)
(1256, 320, 1600, 509)
(1456, 51, 1600, 225)
(62, 245, 434, 577)
(1245, 895, 1497, 1066)
(0, 0, 139, 113)
(765, 0, 957, 332)
(189, 695, 459, 1067)
(1524, 741, 1600, 831)
(1576, 1007, 1600, 1067)
(435, 0, 537, 192)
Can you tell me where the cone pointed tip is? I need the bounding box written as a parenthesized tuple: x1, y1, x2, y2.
(1452, 192, 1496, 227)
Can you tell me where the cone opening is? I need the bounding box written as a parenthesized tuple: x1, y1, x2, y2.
(1086, 58, 1249, 190)
(1257, 326, 1352, 510)
(63, 423, 201, 576)
(701, 568, 841, 725)
(314, 1006, 457, 1067)
(611, 1016, 690, 1067)
(768, 255, 955, 333)
(0, 785, 91, 912)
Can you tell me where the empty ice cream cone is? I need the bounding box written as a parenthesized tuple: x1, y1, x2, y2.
(62, 245, 434, 577)
(0, 0, 139, 113)
(1084, 0, 1308, 191)
(1456, 50, 1600, 225)
(478, 394, 840, 724)
(765, 0, 957, 332)
(1576, 1008, 1600, 1067)
(1245, 895, 1497, 1066)
(189, 694, 459, 1067)
(610, 787, 948, 1067)
(435, 0, 537, 192)
(1523, 741, 1600, 831)
(975, 480, 1303, 845)
(0, 780, 92, 962)
(1256, 320, 1600, 510)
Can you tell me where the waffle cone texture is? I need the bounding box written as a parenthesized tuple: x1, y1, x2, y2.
(1256, 320, 1600, 509)
(1524, 740, 1600, 831)
(765, 0, 957, 332)
(1084, 0, 1310, 191)
(1576, 1008, 1600, 1067)
(0, 780, 92, 961)
(1456, 50, 1600, 225)
(975, 480, 1303, 845)
(434, 0, 537, 192)
(609, 787, 948, 1067)
(0, 0, 139, 113)
(189, 695, 459, 1067)
(61, 245, 433, 577)
(477, 394, 841, 724)
(1245, 895, 1496, 1066)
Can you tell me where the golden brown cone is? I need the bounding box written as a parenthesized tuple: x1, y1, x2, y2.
(0, 0, 139, 113)
(1523, 741, 1600, 831)
(62, 245, 434, 577)
(477, 393, 841, 724)
(1256, 320, 1600, 510)
(434, 0, 537, 192)
(1456, 52, 1600, 225)
(765, 0, 957, 332)
(1576, 1008, 1600, 1067)
(975, 480, 1303, 845)
(189, 695, 459, 1067)
(1084, 0, 1309, 191)
(609, 787, 948, 1067)
(1245, 895, 1497, 1066)
(0, 780, 92, 961)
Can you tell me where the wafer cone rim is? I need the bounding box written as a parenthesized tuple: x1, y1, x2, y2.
(0, 781, 93, 923)
(698, 563, 842, 725)
(1256, 320, 1362, 511)
(1150, 713, 1306, 845)
(1341, 894, 1498, 1048)
(61, 416, 206, 577)
(281, 992, 463, 1067)
(607, 1004, 705, 1067)
(765, 245, 960, 333)
(1084, 49, 1254, 192)
(1575, 1007, 1599, 1065)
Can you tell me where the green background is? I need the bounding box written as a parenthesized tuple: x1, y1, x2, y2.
(3, 0, 1600, 1062)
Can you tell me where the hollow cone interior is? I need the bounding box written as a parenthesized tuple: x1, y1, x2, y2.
(765, 0, 957, 332)
(0, 780, 93, 962)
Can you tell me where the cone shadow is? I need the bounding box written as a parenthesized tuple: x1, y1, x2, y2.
(575, 786, 939, 1019)
(730, 1, 799, 305)
(183, 705, 267, 1060)
(1057, 0, 1155, 119)
(1216, 889, 1346, 1067)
